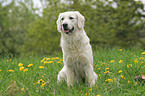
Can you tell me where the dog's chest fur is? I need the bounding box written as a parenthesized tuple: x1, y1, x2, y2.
(61, 33, 91, 79)
(61, 33, 87, 55)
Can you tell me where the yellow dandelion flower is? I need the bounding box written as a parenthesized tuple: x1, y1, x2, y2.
(118, 70, 122, 73)
(134, 60, 138, 64)
(23, 69, 28, 72)
(28, 64, 33, 67)
(134, 58, 138, 60)
(0, 69, 1, 71)
(38, 79, 45, 84)
(41, 58, 46, 62)
(19, 66, 24, 71)
(128, 81, 130, 83)
(44, 61, 48, 64)
(121, 75, 123, 78)
(55, 57, 60, 59)
(144, 65, 145, 67)
(121, 75, 125, 79)
(105, 68, 109, 71)
(119, 49, 123, 51)
(141, 52, 145, 54)
(89, 88, 92, 92)
(108, 79, 112, 81)
(21, 88, 24, 91)
(130, 64, 132, 67)
(104, 71, 109, 74)
(9, 59, 12, 61)
(127, 64, 132, 68)
(39, 66, 44, 69)
(18, 63, 23, 67)
(46, 58, 50, 60)
(96, 95, 101, 96)
(85, 93, 87, 96)
(139, 57, 144, 60)
(42, 82, 46, 87)
(60, 59, 63, 61)
(108, 79, 113, 82)
(6, 60, 9, 62)
(101, 63, 105, 65)
(98, 68, 100, 70)
(134, 82, 137, 86)
(41, 60, 45, 62)
(57, 61, 61, 64)
(8, 69, 14, 72)
(110, 60, 115, 63)
(99, 74, 101, 77)
(52, 57, 59, 60)
(37, 81, 40, 84)
(119, 60, 123, 63)
(48, 61, 53, 63)
(93, 65, 95, 68)
(105, 79, 108, 82)
(51, 57, 55, 60)
(105, 79, 114, 82)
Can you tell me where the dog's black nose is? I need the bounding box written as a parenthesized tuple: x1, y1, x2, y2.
(63, 23, 68, 28)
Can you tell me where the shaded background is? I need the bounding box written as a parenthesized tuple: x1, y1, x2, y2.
(0, 0, 145, 57)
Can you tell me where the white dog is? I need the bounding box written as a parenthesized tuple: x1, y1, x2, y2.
(57, 11, 97, 87)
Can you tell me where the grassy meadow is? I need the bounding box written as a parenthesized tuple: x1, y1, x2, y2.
(0, 48, 145, 96)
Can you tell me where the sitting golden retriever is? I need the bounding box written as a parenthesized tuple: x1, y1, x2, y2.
(57, 11, 97, 87)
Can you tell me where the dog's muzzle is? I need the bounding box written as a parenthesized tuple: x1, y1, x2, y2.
(62, 23, 74, 34)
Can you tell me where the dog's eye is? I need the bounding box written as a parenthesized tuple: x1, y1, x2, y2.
(61, 18, 64, 20)
(69, 17, 74, 20)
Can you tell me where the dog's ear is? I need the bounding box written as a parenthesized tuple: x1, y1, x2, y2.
(75, 11, 85, 29)
(56, 13, 62, 32)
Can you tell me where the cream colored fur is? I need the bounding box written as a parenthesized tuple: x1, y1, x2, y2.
(57, 11, 97, 87)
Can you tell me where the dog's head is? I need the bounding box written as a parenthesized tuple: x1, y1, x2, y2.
(56, 11, 85, 35)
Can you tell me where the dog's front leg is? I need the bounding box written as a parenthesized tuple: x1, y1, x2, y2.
(65, 57, 75, 87)
(79, 55, 96, 87)
(66, 66, 75, 87)
(84, 65, 96, 87)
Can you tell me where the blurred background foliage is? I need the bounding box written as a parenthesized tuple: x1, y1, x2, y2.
(0, 0, 145, 57)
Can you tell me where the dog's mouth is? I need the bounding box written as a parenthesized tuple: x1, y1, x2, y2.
(63, 27, 74, 34)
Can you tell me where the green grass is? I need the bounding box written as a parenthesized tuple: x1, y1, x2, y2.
(0, 48, 145, 96)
